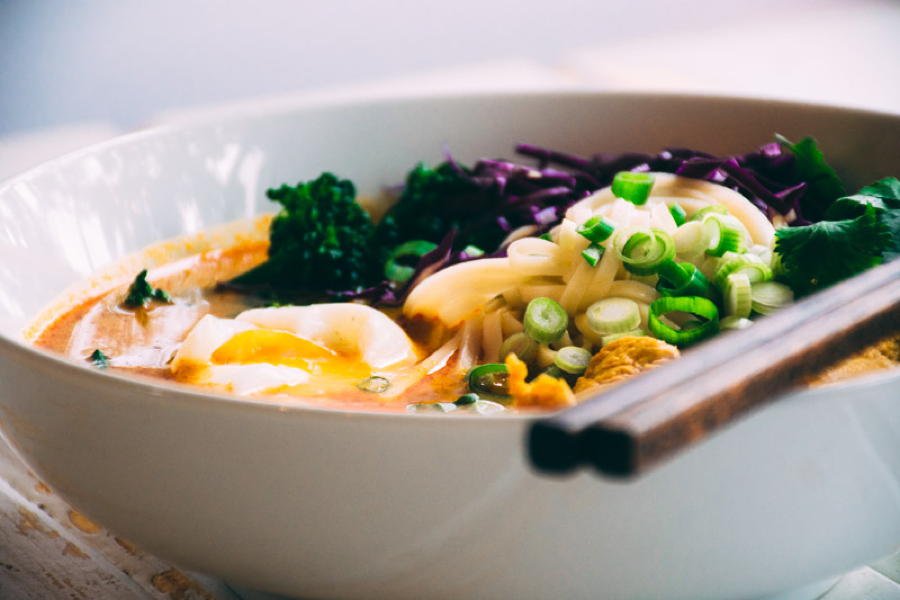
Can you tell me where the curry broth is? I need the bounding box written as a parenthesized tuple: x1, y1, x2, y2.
(32, 240, 900, 413)
(34, 242, 467, 412)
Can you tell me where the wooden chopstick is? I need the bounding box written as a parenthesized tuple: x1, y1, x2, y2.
(528, 258, 900, 478)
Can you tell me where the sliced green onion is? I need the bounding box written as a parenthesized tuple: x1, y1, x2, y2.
(524, 297, 569, 344)
(462, 244, 484, 257)
(704, 216, 746, 257)
(656, 260, 714, 300)
(720, 316, 754, 330)
(455, 393, 479, 406)
(648, 296, 719, 347)
(690, 205, 729, 221)
(538, 232, 553, 242)
(577, 216, 615, 243)
(498, 332, 538, 363)
(614, 228, 675, 275)
(612, 171, 655, 206)
(751, 281, 794, 315)
(669, 203, 687, 226)
(586, 297, 641, 335)
(713, 252, 773, 288)
(673, 221, 713, 260)
(581, 244, 604, 267)
(357, 376, 390, 393)
(601, 329, 646, 346)
(724, 273, 752, 318)
(467, 363, 510, 396)
(554, 346, 592, 375)
(384, 240, 438, 283)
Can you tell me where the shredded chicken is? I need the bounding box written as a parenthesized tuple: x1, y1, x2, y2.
(505, 354, 575, 408)
(574, 336, 679, 394)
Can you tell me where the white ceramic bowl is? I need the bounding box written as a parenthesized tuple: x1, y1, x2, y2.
(0, 92, 898, 600)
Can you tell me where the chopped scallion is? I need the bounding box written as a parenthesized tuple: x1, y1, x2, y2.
(705, 216, 746, 257)
(656, 260, 714, 300)
(713, 252, 772, 289)
(750, 281, 794, 315)
(690, 205, 729, 221)
(577, 216, 615, 244)
(523, 297, 569, 344)
(601, 329, 646, 346)
(384, 240, 438, 283)
(648, 296, 719, 347)
(499, 332, 538, 363)
(612, 171, 655, 206)
(554, 346, 592, 375)
(357, 376, 391, 393)
(724, 273, 752, 318)
(586, 297, 641, 334)
(581, 244, 604, 267)
(669, 203, 687, 226)
(720, 316, 754, 330)
(614, 228, 675, 275)
(467, 363, 510, 397)
(462, 244, 484, 257)
(455, 393, 479, 406)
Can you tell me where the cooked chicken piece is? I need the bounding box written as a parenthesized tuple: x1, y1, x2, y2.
(574, 336, 679, 394)
(505, 354, 575, 408)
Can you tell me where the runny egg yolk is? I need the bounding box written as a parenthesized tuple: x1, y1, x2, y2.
(210, 329, 372, 381)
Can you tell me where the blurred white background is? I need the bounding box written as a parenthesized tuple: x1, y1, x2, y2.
(0, 0, 898, 173)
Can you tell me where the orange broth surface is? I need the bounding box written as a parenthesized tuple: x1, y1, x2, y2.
(34, 242, 467, 413)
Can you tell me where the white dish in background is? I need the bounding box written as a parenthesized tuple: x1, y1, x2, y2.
(0, 92, 897, 600)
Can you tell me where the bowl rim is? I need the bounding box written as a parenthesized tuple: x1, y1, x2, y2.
(1, 89, 898, 424)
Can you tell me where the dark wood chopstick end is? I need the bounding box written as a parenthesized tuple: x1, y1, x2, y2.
(526, 420, 583, 475)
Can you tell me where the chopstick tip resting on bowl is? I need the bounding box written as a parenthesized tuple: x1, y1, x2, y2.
(528, 257, 900, 479)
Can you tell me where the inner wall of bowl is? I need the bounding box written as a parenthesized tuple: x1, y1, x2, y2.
(0, 93, 898, 338)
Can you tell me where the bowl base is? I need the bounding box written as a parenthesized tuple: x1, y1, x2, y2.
(225, 575, 841, 600)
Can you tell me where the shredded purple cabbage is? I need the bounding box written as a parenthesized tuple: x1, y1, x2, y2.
(334, 140, 813, 305)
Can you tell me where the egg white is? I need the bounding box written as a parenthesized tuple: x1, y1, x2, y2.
(172, 304, 419, 397)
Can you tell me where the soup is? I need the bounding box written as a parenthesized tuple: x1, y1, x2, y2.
(29, 138, 900, 413)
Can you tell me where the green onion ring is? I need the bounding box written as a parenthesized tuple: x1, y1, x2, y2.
(467, 363, 511, 397)
(612, 171, 655, 206)
(384, 240, 438, 283)
(648, 296, 719, 347)
(614, 228, 676, 276)
(524, 297, 569, 344)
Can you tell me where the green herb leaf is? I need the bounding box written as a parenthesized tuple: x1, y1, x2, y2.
(123, 270, 173, 309)
(775, 204, 889, 296)
(88, 349, 110, 368)
(775, 134, 846, 221)
(825, 177, 900, 261)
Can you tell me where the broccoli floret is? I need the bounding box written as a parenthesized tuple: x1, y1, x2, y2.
(233, 173, 376, 293)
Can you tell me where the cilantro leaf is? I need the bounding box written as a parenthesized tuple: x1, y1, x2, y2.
(825, 177, 900, 260)
(123, 269, 173, 309)
(775, 204, 889, 296)
(88, 349, 110, 368)
(775, 134, 846, 221)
